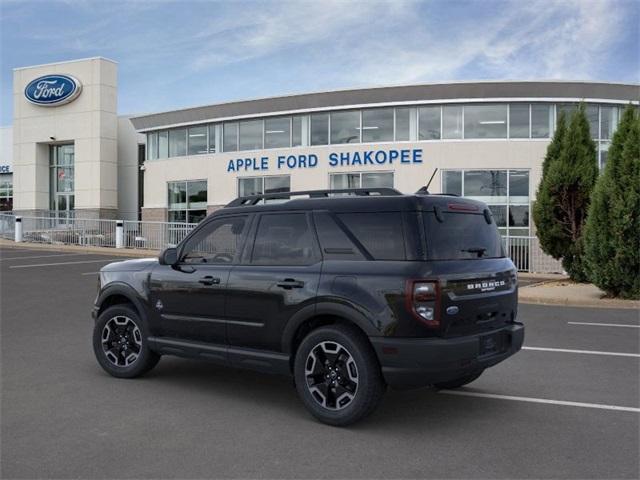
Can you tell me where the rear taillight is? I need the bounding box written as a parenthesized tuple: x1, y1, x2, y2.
(406, 280, 440, 328)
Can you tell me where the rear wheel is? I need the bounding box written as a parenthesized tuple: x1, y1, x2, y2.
(433, 370, 483, 389)
(93, 304, 160, 378)
(294, 324, 385, 426)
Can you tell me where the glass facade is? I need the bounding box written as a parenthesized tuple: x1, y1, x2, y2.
(330, 171, 394, 189)
(143, 103, 624, 167)
(0, 173, 12, 211)
(442, 169, 530, 237)
(49, 144, 75, 219)
(168, 180, 207, 223)
(238, 175, 291, 201)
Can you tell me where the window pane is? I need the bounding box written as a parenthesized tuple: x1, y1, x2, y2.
(463, 170, 507, 202)
(338, 212, 406, 260)
(362, 172, 393, 188)
(330, 173, 360, 189)
(310, 113, 328, 145)
(187, 211, 207, 224)
(442, 170, 462, 196)
(158, 131, 168, 159)
(223, 122, 238, 152)
(419, 106, 441, 140)
(168, 182, 187, 209)
(56, 167, 74, 192)
(362, 108, 393, 142)
(531, 104, 552, 138)
(509, 170, 529, 201)
(147, 132, 158, 160)
(395, 107, 411, 141)
(264, 117, 291, 149)
(464, 104, 507, 139)
(239, 120, 263, 150)
(442, 106, 463, 139)
(330, 110, 360, 144)
(252, 214, 317, 265)
(489, 205, 507, 227)
(188, 126, 208, 155)
(599, 142, 610, 170)
(557, 103, 577, 122)
(423, 212, 503, 260)
(508, 205, 529, 227)
(183, 216, 247, 264)
(187, 180, 207, 209)
(586, 105, 599, 139)
(292, 116, 303, 146)
(169, 129, 187, 157)
(168, 210, 186, 223)
(509, 104, 529, 138)
(238, 177, 262, 197)
(600, 106, 619, 140)
(208, 124, 216, 153)
(264, 175, 290, 194)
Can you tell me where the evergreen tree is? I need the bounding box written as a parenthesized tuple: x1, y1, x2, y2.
(584, 106, 640, 298)
(533, 104, 598, 281)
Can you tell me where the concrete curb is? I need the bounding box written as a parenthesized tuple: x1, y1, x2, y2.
(519, 286, 640, 310)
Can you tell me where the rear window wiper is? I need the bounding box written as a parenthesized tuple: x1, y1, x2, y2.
(461, 247, 487, 257)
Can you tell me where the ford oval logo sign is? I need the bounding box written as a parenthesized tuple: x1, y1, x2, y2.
(24, 74, 82, 106)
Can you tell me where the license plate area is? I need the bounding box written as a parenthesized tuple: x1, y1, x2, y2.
(479, 332, 508, 357)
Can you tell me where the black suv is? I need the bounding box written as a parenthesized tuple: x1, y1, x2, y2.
(92, 188, 523, 426)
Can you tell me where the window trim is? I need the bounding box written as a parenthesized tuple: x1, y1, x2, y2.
(167, 179, 208, 224)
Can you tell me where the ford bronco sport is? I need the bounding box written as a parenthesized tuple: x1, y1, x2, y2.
(92, 188, 524, 426)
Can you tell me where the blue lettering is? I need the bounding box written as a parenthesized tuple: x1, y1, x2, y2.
(308, 154, 318, 167)
(245, 158, 255, 171)
(340, 152, 350, 166)
(236, 159, 244, 171)
(389, 150, 399, 163)
(287, 155, 298, 168)
(329, 153, 338, 167)
(227, 160, 236, 172)
(413, 149, 423, 163)
(375, 151, 387, 164)
(352, 152, 362, 165)
(277, 155, 285, 169)
(363, 151, 373, 165)
(261, 156, 269, 169)
(400, 149, 410, 163)
(298, 155, 307, 168)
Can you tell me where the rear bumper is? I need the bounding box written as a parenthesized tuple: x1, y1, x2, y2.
(370, 323, 524, 389)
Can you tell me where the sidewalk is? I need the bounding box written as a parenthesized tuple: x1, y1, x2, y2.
(0, 238, 157, 258)
(519, 279, 640, 310)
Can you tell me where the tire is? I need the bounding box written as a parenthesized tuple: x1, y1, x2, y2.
(93, 304, 160, 378)
(433, 370, 483, 390)
(294, 324, 386, 426)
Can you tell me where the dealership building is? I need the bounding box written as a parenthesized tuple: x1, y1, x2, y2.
(4, 57, 638, 239)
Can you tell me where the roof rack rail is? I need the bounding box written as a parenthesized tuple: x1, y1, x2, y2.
(226, 188, 402, 207)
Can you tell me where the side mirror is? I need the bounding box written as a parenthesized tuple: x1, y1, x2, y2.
(159, 247, 178, 266)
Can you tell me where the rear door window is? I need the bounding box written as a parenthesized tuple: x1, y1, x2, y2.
(423, 211, 504, 260)
(337, 212, 406, 260)
(251, 213, 319, 265)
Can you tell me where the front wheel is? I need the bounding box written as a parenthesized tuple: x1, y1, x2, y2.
(93, 304, 160, 378)
(294, 324, 386, 426)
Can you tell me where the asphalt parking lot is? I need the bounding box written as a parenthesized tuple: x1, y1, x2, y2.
(1, 245, 638, 479)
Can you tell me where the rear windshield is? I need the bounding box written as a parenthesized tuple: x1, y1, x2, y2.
(423, 211, 504, 260)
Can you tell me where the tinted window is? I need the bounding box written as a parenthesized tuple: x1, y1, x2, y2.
(169, 128, 187, 157)
(252, 214, 317, 265)
(509, 104, 529, 138)
(188, 126, 208, 155)
(395, 107, 411, 141)
(423, 212, 503, 260)
(182, 216, 247, 264)
(330, 111, 360, 144)
(464, 104, 507, 139)
(338, 213, 405, 260)
(314, 212, 365, 260)
(310, 113, 329, 145)
(419, 106, 441, 140)
(362, 108, 393, 142)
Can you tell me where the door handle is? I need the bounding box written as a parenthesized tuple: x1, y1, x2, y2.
(198, 276, 221, 286)
(276, 278, 305, 289)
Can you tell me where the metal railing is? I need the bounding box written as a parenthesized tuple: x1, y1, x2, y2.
(0, 213, 15, 240)
(2, 214, 564, 274)
(122, 220, 198, 250)
(504, 235, 564, 274)
(20, 216, 118, 247)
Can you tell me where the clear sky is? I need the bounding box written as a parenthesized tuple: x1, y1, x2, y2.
(1, 0, 638, 126)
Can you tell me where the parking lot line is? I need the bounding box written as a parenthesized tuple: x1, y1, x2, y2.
(0, 253, 87, 261)
(9, 259, 124, 269)
(81, 271, 100, 275)
(568, 321, 640, 328)
(523, 346, 640, 358)
(439, 390, 640, 413)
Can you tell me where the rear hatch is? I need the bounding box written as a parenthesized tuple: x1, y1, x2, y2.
(421, 202, 518, 339)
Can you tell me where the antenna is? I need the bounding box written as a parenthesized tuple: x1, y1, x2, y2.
(425, 168, 438, 191)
